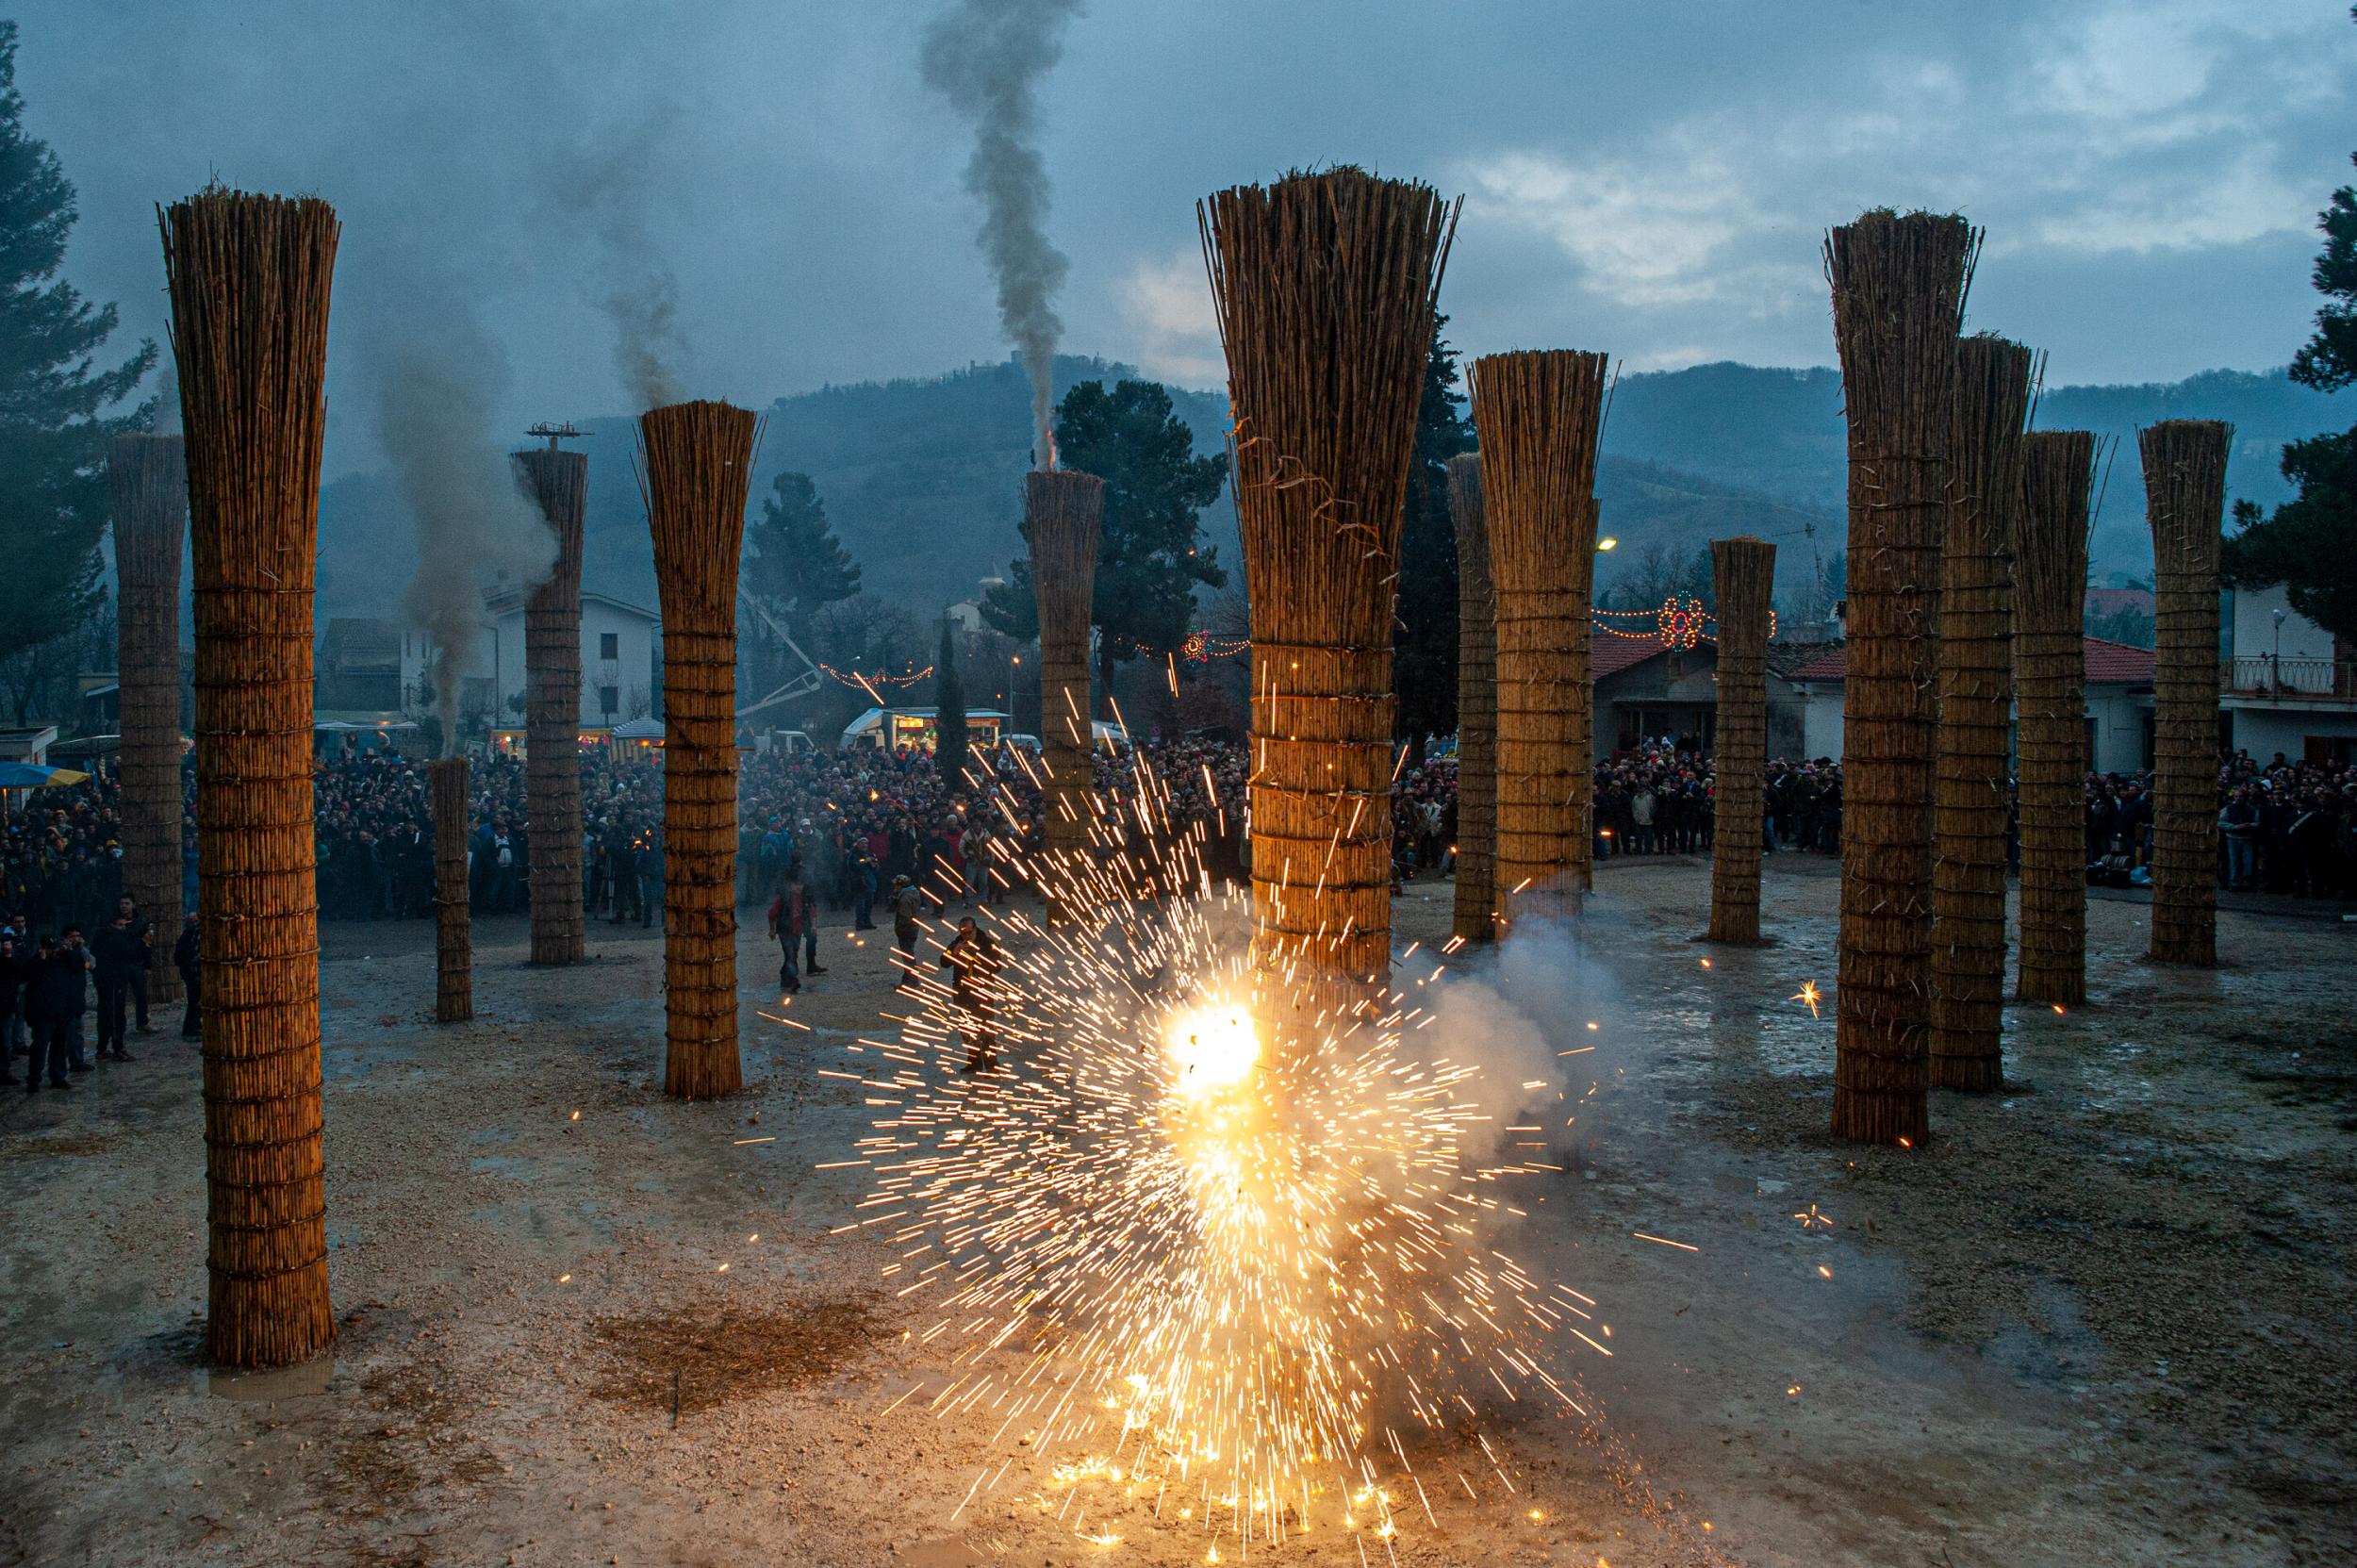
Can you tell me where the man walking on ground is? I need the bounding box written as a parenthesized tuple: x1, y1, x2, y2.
(766, 862, 808, 995)
(92, 908, 141, 1061)
(21, 934, 70, 1093)
(0, 932, 19, 1086)
(173, 912, 201, 1039)
(890, 873, 924, 991)
(113, 896, 157, 1035)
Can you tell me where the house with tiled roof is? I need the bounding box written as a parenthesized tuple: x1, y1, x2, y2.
(1779, 636, 2158, 772)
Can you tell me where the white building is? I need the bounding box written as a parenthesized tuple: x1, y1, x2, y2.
(2220, 583, 2357, 767)
(1778, 636, 2159, 775)
(396, 590, 662, 733)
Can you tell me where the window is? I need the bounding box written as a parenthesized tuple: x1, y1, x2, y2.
(599, 632, 619, 660)
(599, 685, 619, 717)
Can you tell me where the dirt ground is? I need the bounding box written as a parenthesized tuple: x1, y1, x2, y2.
(2, 855, 2351, 1568)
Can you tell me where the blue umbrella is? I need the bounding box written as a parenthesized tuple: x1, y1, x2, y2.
(0, 762, 89, 788)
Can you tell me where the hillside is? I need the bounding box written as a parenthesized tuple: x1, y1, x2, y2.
(315, 356, 2348, 629)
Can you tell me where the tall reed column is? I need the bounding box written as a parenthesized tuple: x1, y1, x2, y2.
(111, 433, 188, 1005)
(161, 187, 339, 1368)
(1028, 469, 1104, 921)
(1824, 209, 1978, 1147)
(1448, 453, 1496, 943)
(517, 447, 586, 966)
(1707, 536, 1775, 944)
(1469, 350, 1609, 930)
(642, 400, 759, 1098)
(430, 756, 472, 1023)
(1930, 336, 2034, 1091)
(2142, 419, 2231, 967)
(2015, 431, 2096, 1005)
(1199, 171, 1455, 1027)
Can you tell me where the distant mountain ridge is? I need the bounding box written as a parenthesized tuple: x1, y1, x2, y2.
(315, 355, 2347, 629)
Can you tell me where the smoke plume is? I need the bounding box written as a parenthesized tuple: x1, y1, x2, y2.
(546, 107, 689, 411)
(363, 300, 557, 755)
(150, 357, 181, 437)
(920, 0, 1081, 467)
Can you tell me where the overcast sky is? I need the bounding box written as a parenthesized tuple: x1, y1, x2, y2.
(18, 0, 2356, 473)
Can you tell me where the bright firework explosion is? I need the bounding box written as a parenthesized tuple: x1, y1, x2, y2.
(833, 755, 1604, 1551)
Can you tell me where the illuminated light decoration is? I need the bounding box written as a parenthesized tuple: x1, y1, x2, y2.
(1656, 596, 1706, 651)
(822, 662, 933, 691)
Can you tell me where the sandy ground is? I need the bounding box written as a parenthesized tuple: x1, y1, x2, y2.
(2, 856, 2351, 1568)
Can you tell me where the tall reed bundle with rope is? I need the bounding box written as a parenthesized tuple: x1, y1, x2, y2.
(160, 187, 338, 1368)
(1467, 349, 1609, 928)
(1574, 494, 1603, 892)
(1448, 453, 1495, 943)
(1930, 336, 2034, 1091)
(1706, 536, 1775, 944)
(1027, 468, 1104, 921)
(1824, 208, 1977, 1147)
(430, 755, 472, 1022)
(2014, 431, 2097, 1005)
(2141, 419, 2230, 967)
(110, 433, 188, 1005)
(516, 447, 586, 966)
(641, 400, 759, 1098)
(1199, 170, 1456, 1019)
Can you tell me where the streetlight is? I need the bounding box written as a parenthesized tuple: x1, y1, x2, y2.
(1597, 536, 1618, 552)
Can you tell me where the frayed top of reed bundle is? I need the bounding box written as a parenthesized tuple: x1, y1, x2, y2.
(2017, 431, 2099, 605)
(1952, 335, 2036, 529)
(1198, 168, 1459, 639)
(158, 188, 340, 590)
(2138, 420, 2232, 573)
(636, 401, 762, 634)
(515, 448, 587, 612)
(109, 434, 188, 561)
(1027, 469, 1105, 651)
(1466, 350, 1611, 586)
(1824, 210, 1980, 449)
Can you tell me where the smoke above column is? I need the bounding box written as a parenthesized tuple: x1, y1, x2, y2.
(920, 0, 1081, 466)
(364, 292, 557, 750)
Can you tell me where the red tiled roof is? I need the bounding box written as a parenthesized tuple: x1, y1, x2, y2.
(1786, 636, 2155, 685)
(1591, 625, 1703, 679)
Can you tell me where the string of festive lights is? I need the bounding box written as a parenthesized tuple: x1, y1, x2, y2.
(822, 662, 933, 691)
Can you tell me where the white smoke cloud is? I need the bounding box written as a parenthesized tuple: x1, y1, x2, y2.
(361, 284, 557, 753)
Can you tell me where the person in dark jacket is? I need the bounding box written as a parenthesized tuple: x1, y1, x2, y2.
(939, 916, 1002, 1072)
(0, 933, 20, 1086)
(173, 913, 201, 1039)
(24, 933, 86, 1091)
(92, 909, 142, 1061)
(112, 895, 157, 1034)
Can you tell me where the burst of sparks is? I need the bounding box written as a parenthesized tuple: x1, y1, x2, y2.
(1789, 980, 1822, 1019)
(823, 758, 1597, 1549)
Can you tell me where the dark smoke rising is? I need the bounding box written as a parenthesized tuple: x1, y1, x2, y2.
(920, 0, 1081, 466)
(546, 108, 689, 411)
(150, 358, 180, 437)
(363, 302, 557, 756)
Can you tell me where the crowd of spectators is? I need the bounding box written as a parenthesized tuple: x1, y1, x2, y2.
(0, 736, 2349, 949)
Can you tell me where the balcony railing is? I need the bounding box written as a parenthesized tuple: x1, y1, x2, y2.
(2222, 655, 2357, 699)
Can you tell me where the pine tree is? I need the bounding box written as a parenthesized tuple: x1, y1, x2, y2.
(0, 22, 157, 700)
(981, 380, 1226, 708)
(2223, 101, 2357, 641)
(1393, 316, 1475, 745)
(745, 470, 860, 629)
(933, 617, 968, 789)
